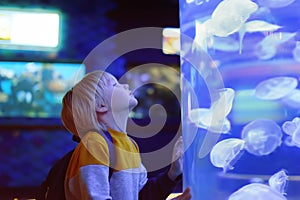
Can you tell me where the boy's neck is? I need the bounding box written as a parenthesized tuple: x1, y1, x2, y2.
(103, 110, 129, 133)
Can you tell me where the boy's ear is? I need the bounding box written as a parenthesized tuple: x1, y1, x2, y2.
(96, 104, 108, 113)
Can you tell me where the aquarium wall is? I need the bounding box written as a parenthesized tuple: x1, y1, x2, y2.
(179, 0, 300, 199)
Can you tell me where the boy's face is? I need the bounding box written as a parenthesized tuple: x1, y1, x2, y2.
(103, 73, 138, 112)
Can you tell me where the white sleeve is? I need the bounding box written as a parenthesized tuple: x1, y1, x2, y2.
(138, 164, 148, 191)
(79, 165, 112, 200)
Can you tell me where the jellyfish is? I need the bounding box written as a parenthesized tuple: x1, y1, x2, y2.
(244, 20, 282, 33)
(189, 88, 234, 134)
(254, 76, 298, 100)
(239, 20, 282, 53)
(283, 136, 295, 147)
(208, 0, 258, 37)
(255, 45, 277, 60)
(282, 117, 300, 135)
(257, 32, 296, 47)
(241, 119, 282, 156)
(228, 183, 287, 200)
(186, 0, 195, 3)
(228, 170, 288, 200)
(186, 0, 210, 5)
(257, 0, 295, 8)
(209, 138, 245, 172)
(189, 108, 231, 133)
(282, 117, 300, 148)
(193, 0, 258, 53)
(211, 88, 235, 117)
(268, 170, 289, 195)
(281, 89, 300, 109)
(254, 32, 296, 60)
(292, 130, 300, 148)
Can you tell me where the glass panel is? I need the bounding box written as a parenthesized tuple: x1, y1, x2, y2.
(179, 0, 300, 199)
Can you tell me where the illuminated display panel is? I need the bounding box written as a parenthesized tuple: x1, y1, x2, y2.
(0, 61, 85, 118)
(0, 8, 60, 50)
(162, 27, 180, 55)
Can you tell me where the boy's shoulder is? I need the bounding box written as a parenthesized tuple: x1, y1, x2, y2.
(83, 131, 105, 140)
(81, 131, 109, 146)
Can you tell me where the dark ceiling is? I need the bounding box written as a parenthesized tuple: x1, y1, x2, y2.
(108, 0, 180, 66)
(109, 0, 179, 32)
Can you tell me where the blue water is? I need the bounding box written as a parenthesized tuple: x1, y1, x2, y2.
(179, 0, 300, 199)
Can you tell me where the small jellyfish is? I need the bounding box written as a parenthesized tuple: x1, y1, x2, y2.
(254, 32, 296, 60)
(188, 87, 235, 134)
(229, 184, 287, 200)
(186, 0, 195, 3)
(268, 169, 288, 195)
(257, 0, 295, 8)
(282, 117, 300, 148)
(244, 20, 282, 33)
(281, 89, 300, 109)
(292, 117, 300, 126)
(229, 170, 288, 200)
(189, 108, 231, 134)
(283, 136, 295, 147)
(228, 183, 287, 200)
(186, 0, 210, 5)
(282, 120, 298, 136)
(292, 129, 300, 148)
(209, 138, 245, 172)
(239, 20, 281, 54)
(255, 76, 298, 100)
(255, 44, 277, 60)
(259, 32, 296, 47)
(209, 0, 258, 37)
(258, 32, 296, 47)
(211, 88, 235, 118)
(241, 119, 282, 156)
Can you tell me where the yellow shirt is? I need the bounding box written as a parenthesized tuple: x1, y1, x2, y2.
(64, 130, 147, 200)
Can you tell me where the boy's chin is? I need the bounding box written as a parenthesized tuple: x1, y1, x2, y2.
(129, 99, 138, 110)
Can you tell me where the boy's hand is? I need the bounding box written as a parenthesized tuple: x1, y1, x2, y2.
(168, 136, 183, 180)
(171, 188, 191, 200)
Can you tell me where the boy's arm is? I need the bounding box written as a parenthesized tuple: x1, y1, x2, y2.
(66, 132, 112, 200)
(78, 165, 112, 200)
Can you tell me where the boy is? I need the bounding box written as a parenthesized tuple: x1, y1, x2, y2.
(61, 70, 190, 200)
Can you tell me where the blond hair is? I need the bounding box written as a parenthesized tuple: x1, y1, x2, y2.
(61, 70, 111, 137)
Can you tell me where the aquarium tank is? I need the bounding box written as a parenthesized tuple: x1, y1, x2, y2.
(179, 0, 300, 199)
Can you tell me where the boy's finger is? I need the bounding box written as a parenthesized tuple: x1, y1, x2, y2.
(175, 188, 191, 200)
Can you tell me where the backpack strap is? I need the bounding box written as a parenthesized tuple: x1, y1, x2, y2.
(128, 136, 138, 150)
